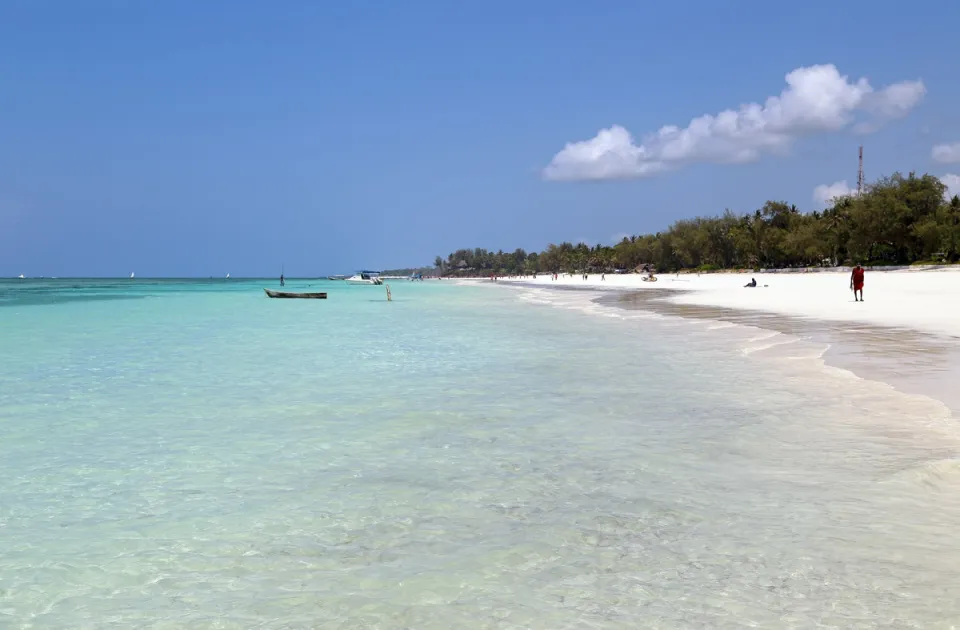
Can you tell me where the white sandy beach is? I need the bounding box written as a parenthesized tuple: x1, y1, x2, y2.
(496, 268, 960, 340)
(485, 267, 960, 418)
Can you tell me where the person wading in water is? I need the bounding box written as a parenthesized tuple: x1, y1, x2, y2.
(850, 264, 865, 302)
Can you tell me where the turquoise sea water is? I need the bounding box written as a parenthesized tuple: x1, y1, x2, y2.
(3, 278, 960, 628)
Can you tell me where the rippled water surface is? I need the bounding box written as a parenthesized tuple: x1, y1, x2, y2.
(2, 279, 960, 628)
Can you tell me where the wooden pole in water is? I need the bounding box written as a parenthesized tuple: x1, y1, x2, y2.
(385, 284, 392, 301)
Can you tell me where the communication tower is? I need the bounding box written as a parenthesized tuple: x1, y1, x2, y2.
(856, 145, 864, 197)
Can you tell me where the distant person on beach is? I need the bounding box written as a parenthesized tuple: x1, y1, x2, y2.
(744, 278, 757, 287)
(851, 264, 865, 301)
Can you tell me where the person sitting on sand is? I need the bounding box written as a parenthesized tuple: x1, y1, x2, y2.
(851, 264, 865, 302)
(744, 278, 757, 287)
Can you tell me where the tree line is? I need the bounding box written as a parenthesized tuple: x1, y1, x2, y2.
(434, 172, 960, 276)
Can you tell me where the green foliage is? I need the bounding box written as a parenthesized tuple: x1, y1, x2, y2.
(381, 266, 435, 276)
(435, 173, 959, 276)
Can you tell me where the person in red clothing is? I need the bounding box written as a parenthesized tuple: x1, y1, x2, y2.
(850, 264, 865, 302)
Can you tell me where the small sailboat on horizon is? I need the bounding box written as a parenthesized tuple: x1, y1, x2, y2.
(130, 272, 135, 279)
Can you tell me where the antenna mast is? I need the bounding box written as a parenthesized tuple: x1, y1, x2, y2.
(856, 145, 864, 197)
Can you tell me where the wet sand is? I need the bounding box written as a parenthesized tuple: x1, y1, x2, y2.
(603, 288, 960, 418)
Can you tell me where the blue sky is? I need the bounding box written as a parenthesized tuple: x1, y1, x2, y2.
(2, 0, 959, 277)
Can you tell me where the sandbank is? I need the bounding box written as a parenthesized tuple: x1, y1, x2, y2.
(498, 267, 960, 339)
(492, 268, 960, 417)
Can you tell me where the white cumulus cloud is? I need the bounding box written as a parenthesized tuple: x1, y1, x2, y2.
(813, 181, 856, 205)
(543, 64, 925, 182)
(942, 174, 960, 199)
(932, 143, 960, 163)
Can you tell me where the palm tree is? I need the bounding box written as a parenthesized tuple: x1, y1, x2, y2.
(747, 210, 765, 268)
(823, 198, 852, 266)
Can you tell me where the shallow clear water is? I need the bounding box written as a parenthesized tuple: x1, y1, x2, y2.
(2, 279, 960, 628)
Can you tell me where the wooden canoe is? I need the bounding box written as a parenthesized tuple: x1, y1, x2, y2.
(264, 288, 328, 299)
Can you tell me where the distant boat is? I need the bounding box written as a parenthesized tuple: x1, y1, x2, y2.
(226, 273, 230, 279)
(327, 275, 347, 281)
(264, 288, 327, 299)
(17, 274, 24, 279)
(130, 272, 135, 279)
(345, 271, 383, 285)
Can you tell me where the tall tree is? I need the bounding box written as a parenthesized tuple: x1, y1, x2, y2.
(436, 173, 959, 276)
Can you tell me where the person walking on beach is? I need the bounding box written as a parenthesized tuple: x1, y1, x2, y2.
(850, 264, 865, 302)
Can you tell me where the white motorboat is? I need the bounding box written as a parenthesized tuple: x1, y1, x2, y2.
(345, 271, 383, 285)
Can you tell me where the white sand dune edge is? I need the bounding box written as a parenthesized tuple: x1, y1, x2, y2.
(490, 268, 960, 340)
